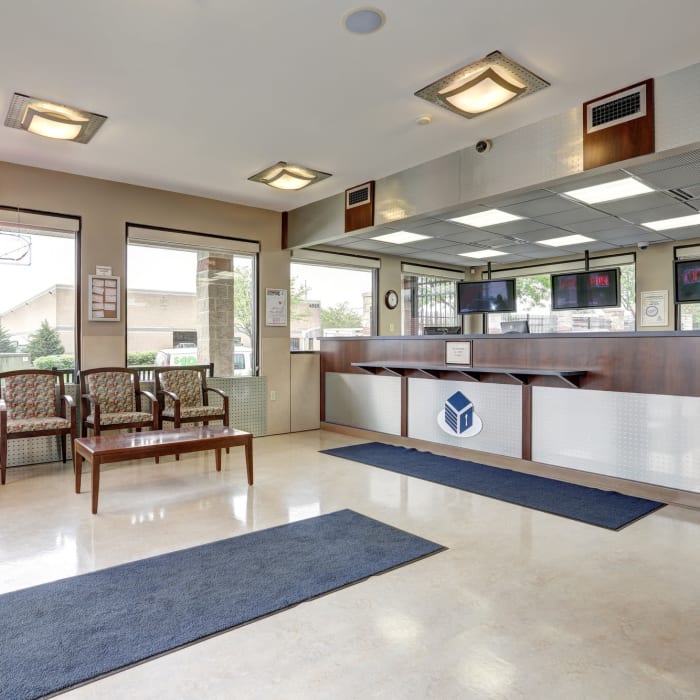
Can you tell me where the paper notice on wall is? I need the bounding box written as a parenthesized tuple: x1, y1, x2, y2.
(265, 288, 288, 326)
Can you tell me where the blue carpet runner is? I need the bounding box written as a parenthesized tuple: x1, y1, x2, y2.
(0, 509, 444, 700)
(321, 442, 665, 530)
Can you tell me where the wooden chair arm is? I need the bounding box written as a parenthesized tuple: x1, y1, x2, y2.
(139, 389, 158, 403)
(61, 394, 77, 424)
(0, 400, 5, 435)
(205, 387, 229, 413)
(158, 389, 180, 403)
(139, 389, 160, 420)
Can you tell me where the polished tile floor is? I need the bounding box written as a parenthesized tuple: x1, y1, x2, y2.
(1, 429, 699, 699)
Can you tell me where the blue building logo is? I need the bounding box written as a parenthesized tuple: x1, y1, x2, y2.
(437, 390, 483, 438)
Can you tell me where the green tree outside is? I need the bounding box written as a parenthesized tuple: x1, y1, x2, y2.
(0, 322, 14, 353)
(26, 320, 65, 362)
(321, 302, 362, 329)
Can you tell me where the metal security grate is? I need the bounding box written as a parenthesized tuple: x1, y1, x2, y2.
(592, 92, 641, 128)
(403, 273, 459, 335)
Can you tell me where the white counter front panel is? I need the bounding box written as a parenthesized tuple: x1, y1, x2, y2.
(325, 372, 402, 435)
(532, 386, 700, 492)
(408, 378, 522, 457)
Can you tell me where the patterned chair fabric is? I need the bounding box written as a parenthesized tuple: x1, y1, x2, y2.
(86, 372, 135, 413)
(4, 374, 57, 420)
(80, 368, 158, 437)
(1, 369, 77, 485)
(159, 370, 202, 414)
(155, 367, 228, 430)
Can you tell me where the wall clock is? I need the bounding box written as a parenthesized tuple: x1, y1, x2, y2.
(384, 289, 398, 309)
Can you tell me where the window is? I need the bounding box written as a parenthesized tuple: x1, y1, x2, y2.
(485, 261, 636, 334)
(400, 264, 462, 335)
(0, 210, 78, 371)
(126, 226, 258, 376)
(289, 258, 376, 350)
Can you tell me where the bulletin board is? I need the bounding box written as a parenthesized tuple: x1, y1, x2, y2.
(88, 274, 121, 321)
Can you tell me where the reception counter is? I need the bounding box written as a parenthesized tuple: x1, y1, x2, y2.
(320, 332, 700, 493)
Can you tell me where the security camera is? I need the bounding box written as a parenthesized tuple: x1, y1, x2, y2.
(475, 139, 492, 154)
(637, 241, 648, 250)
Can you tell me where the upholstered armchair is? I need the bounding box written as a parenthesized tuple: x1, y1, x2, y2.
(0, 369, 77, 485)
(79, 367, 159, 438)
(154, 367, 229, 431)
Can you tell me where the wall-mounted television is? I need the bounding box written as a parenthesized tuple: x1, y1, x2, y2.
(457, 279, 516, 314)
(674, 259, 700, 302)
(551, 269, 620, 310)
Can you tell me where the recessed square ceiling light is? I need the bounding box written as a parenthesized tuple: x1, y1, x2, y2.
(371, 230, 432, 244)
(248, 162, 331, 190)
(538, 234, 596, 247)
(415, 51, 549, 119)
(4, 93, 107, 143)
(563, 177, 654, 204)
(642, 213, 700, 231)
(458, 249, 507, 259)
(450, 209, 524, 228)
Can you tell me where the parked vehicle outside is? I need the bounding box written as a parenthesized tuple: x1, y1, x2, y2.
(155, 347, 252, 376)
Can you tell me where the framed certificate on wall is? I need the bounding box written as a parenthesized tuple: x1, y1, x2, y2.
(88, 274, 120, 321)
(445, 340, 472, 366)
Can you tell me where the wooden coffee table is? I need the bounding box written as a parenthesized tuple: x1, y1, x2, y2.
(74, 426, 253, 514)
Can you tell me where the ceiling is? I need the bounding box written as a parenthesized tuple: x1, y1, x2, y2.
(2, 1, 700, 258)
(329, 148, 700, 264)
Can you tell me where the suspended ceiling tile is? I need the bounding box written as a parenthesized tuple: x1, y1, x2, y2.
(623, 203, 698, 225)
(593, 191, 679, 216)
(400, 236, 462, 250)
(629, 163, 700, 190)
(440, 230, 507, 245)
(536, 206, 611, 227)
(500, 227, 559, 243)
(409, 220, 476, 238)
(564, 217, 641, 234)
(475, 218, 553, 235)
(504, 196, 579, 218)
(487, 189, 555, 207)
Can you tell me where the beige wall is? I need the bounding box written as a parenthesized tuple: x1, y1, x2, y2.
(0, 159, 291, 434)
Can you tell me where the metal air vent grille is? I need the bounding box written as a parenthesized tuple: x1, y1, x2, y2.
(346, 183, 372, 209)
(586, 83, 647, 134)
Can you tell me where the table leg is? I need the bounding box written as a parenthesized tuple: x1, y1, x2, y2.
(75, 448, 84, 493)
(92, 457, 101, 515)
(215, 448, 221, 472)
(244, 436, 253, 485)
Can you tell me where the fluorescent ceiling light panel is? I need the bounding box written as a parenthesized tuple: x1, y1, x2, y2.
(563, 177, 654, 203)
(248, 162, 331, 190)
(371, 231, 432, 244)
(4, 93, 107, 143)
(642, 213, 700, 231)
(450, 209, 523, 228)
(415, 50, 549, 119)
(538, 234, 596, 247)
(458, 249, 507, 259)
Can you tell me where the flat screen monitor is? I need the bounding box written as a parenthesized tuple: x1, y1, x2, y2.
(457, 279, 516, 314)
(500, 320, 530, 334)
(551, 268, 620, 310)
(674, 259, 700, 302)
(423, 325, 462, 335)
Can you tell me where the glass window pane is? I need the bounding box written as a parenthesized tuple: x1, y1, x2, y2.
(127, 241, 257, 376)
(290, 263, 374, 350)
(0, 230, 76, 370)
